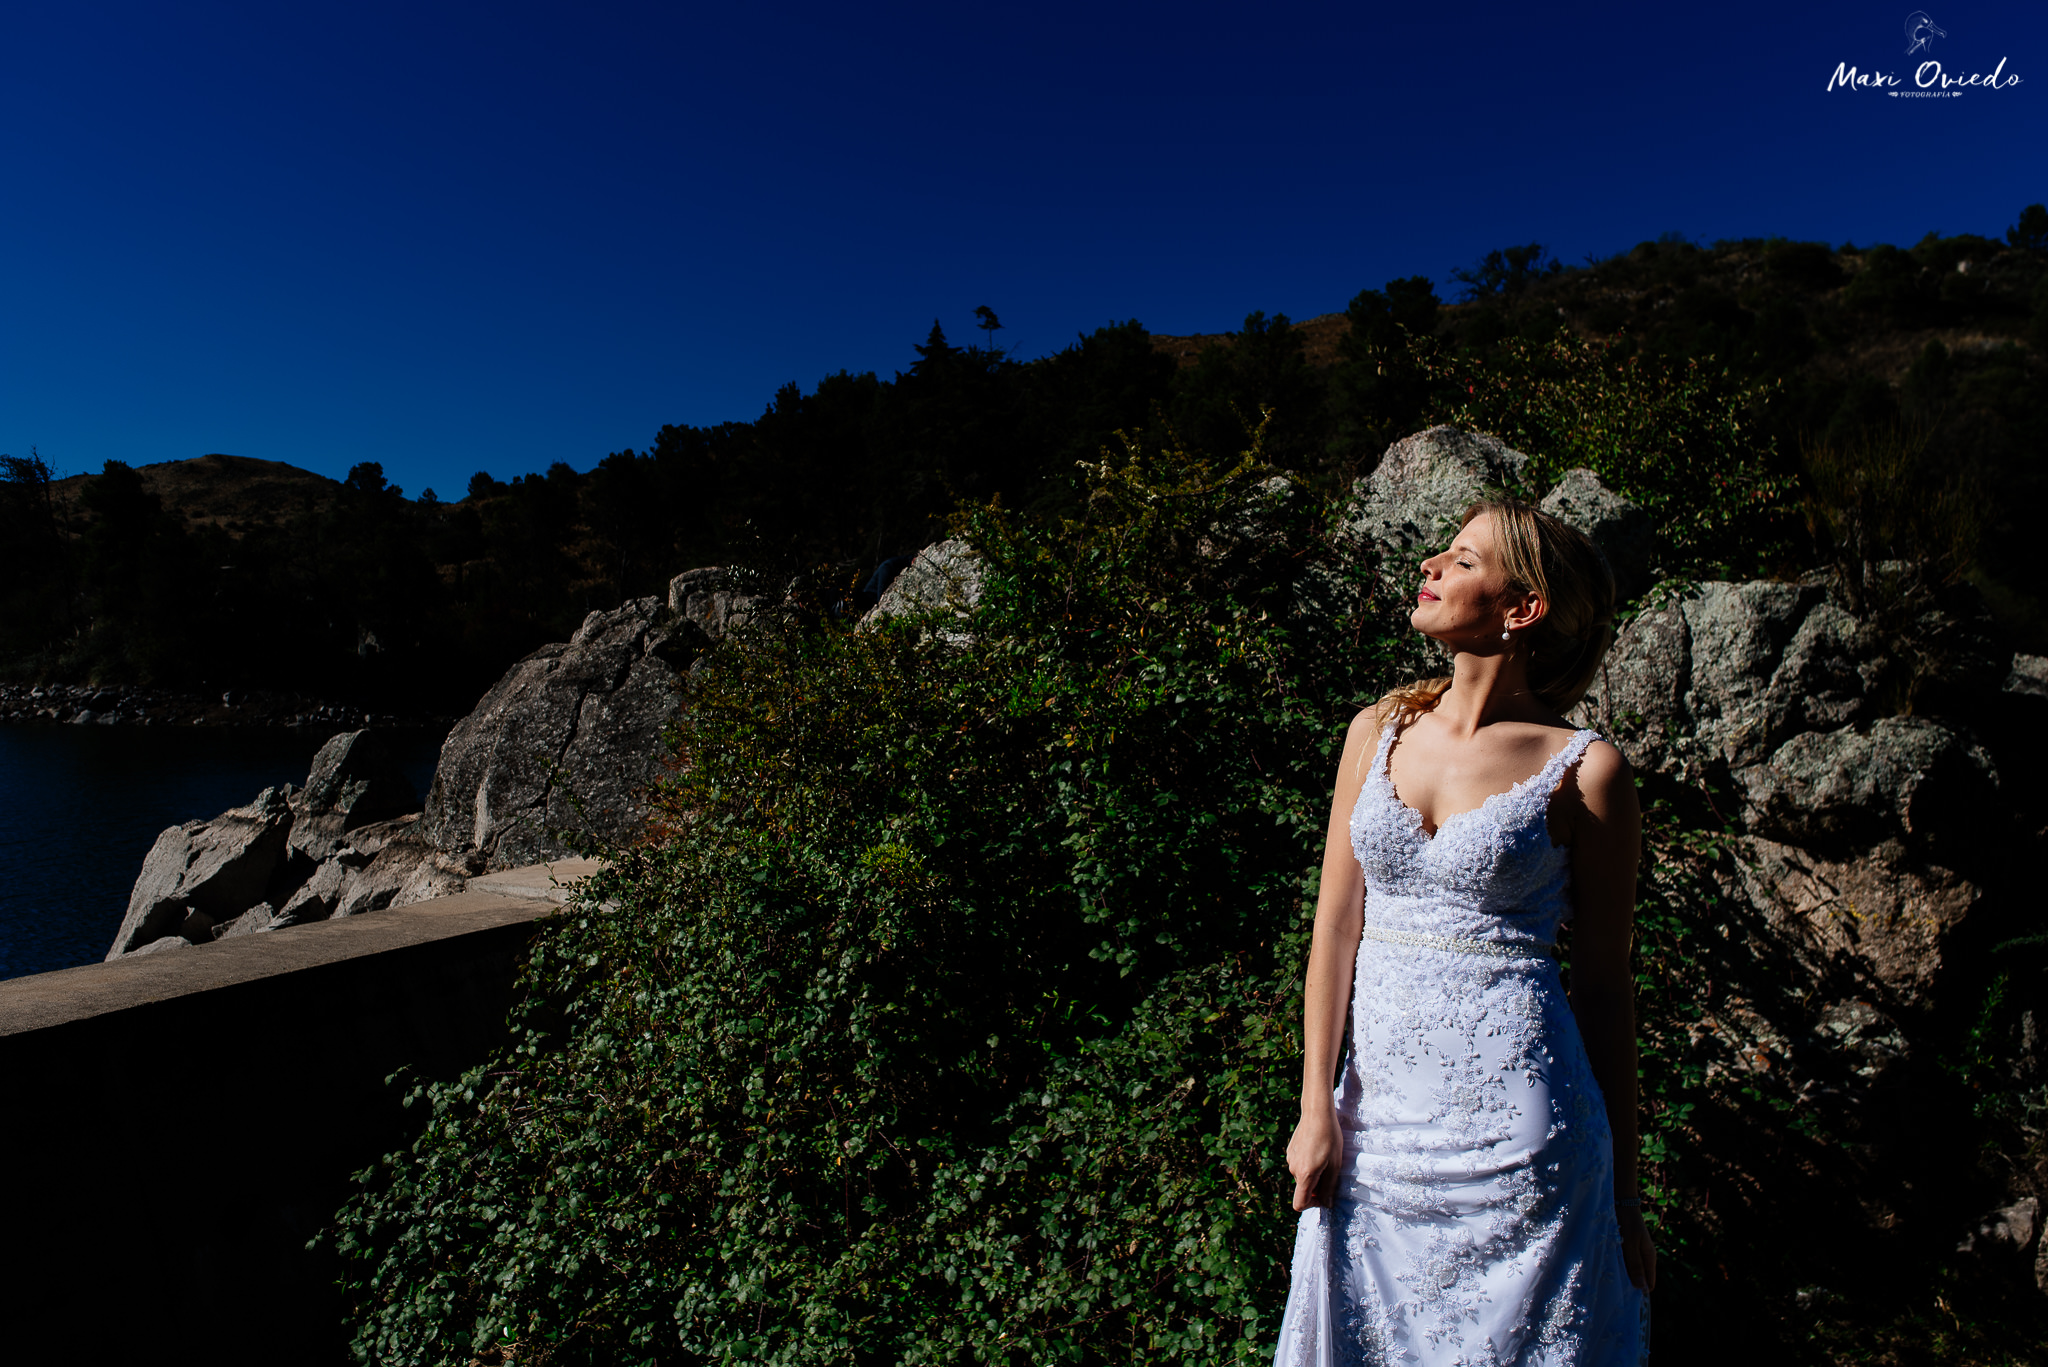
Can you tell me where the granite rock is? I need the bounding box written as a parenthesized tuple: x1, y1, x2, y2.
(106, 793, 295, 958)
(128, 936, 193, 956)
(274, 857, 350, 927)
(1342, 426, 1530, 574)
(1736, 717, 1998, 854)
(1957, 1198, 2039, 1256)
(421, 595, 683, 868)
(1575, 581, 1835, 775)
(666, 567, 767, 644)
(859, 539, 985, 638)
(1731, 836, 1980, 1007)
(1538, 468, 1654, 602)
(214, 903, 276, 939)
(288, 731, 418, 862)
(333, 833, 460, 917)
(2005, 653, 2048, 699)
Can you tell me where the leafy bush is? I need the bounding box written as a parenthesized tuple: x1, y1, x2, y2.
(329, 435, 1420, 1364)
(1424, 331, 1797, 580)
(327, 416, 2042, 1363)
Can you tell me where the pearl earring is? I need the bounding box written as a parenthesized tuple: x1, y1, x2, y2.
(1501, 629, 1512, 641)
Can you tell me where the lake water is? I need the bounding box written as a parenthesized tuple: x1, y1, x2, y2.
(0, 725, 446, 981)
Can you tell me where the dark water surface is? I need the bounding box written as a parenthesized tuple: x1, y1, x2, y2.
(0, 725, 444, 981)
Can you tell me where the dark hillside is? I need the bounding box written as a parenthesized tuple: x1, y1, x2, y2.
(7, 210, 2045, 706)
(46, 451, 342, 535)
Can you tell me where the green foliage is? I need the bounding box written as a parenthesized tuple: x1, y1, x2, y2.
(325, 417, 2048, 1361)
(1324, 280, 1441, 471)
(1426, 332, 1798, 580)
(1449, 243, 1562, 301)
(2008, 202, 2048, 252)
(1167, 313, 1331, 481)
(330, 433, 1412, 1364)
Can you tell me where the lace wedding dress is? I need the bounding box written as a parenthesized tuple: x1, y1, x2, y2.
(1275, 723, 1649, 1365)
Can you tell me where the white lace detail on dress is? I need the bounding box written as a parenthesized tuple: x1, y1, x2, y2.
(1276, 721, 1648, 1366)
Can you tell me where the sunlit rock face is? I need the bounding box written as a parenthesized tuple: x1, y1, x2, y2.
(421, 595, 692, 870)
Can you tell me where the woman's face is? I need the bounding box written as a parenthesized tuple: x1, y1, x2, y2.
(1412, 512, 1515, 644)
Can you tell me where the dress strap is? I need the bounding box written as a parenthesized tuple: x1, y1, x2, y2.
(1555, 728, 1601, 773)
(1531, 729, 1601, 800)
(1369, 714, 1401, 779)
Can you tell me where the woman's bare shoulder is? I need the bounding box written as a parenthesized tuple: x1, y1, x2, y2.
(1572, 737, 1638, 814)
(1349, 697, 1400, 740)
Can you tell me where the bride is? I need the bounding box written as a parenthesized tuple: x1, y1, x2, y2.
(1277, 498, 1655, 1364)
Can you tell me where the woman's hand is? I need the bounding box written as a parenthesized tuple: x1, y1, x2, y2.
(1286, 1105, 1344, 1212)
(1619, 1209, 1658, 1292)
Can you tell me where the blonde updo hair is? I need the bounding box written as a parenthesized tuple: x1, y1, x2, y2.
(1382, 497, 1618, 720)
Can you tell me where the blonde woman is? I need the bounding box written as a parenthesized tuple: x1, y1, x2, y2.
(1276, 499, 1654, 1364)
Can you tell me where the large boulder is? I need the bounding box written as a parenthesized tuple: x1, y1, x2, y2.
(106, 786, 295, 958)
(859, 539, 985, 635)
(1342, 426, 1530, 571)
(1574, 575, 1999, 1040)
(667, 567, 768, 644)
(1575, 581, 1847, 775)
(287, 730, 419, 862)
(1736, 717, 1998, 855)
(421, 595, 684, 868)
(1538, 467, 1654, 602)
(1731, 837, 1980, 1007)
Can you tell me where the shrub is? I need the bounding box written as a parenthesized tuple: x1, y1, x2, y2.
(328, 434, 1417, 1364)
(1425, 331, 1797, 581)
(326, 418, 2037, 1364)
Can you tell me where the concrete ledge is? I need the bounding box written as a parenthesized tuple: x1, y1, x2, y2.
(0, 865, 596, 1363)
(0, 888, 554, 1037)
(467, 855, 606, 904)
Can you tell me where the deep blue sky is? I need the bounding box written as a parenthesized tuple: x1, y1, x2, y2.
(4, 1, 2041, 501)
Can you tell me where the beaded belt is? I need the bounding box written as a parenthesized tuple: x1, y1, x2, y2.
(1359, 923, 1558, 960)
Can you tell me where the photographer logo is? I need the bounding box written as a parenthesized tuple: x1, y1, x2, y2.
(1825, 13, 2022, 97)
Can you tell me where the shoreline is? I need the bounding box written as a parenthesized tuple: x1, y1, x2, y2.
(0, 682, 453, 732)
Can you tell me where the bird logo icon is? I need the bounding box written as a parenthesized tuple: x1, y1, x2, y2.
(1904, 11, 1946, 55)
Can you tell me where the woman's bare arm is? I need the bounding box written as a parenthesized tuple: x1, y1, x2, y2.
(1565, 739, 1657, 1291)
(1285, 708, 1378, 1211)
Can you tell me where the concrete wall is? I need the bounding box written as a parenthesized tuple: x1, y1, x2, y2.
(0, 877, 577, 1365)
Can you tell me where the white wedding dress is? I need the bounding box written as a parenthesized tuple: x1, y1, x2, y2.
(1275, 723, 1649, 1365)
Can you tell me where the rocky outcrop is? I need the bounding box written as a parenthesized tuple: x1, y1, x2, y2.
(1538, 467, 1654, 601)
(287, 730, 418, 862)
(1344, 426, 1529, 564)
(1571, 578, 2004, 1011)
(419, 595, 691, 869)
(1576, 581, 1866, 776)
(858, 539, 985, 638)
(107, 735, 459, 957)
(106, 787, 296, 958)
(110, 563, 757, 956)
